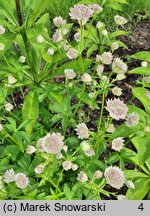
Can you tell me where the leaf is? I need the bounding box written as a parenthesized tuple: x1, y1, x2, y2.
(132, 87, 150, 113)
(126, 178, 150, 200)
(111, 30, 128, 38)
(124, 170, 148, 180)
(50, 59, 92, 78)
(0, 157, 10, 172)
(109, 124, 134, 140)
(131, 135, 150, 166)
(129, 67, 150, 75)
(22, 90, 39, 135)
(107, 2, 122, 10)
(2, 145, 19, 161)
(87, 44, 98, 58)
(0, 0, 18, 26)
(121, 147, 138, 165)
(27, 0, 51, 27)
(131, 51, 150, 62)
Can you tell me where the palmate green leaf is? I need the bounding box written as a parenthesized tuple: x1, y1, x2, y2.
(2, 145, 19, 161)
(22, 90, 39, 135)
(129, 67, 150, 75)
(121, 147, 138, 166)
(132, 87, 150, 113)
(126, 178, 150, 200)
(0, 0, 18, 26)
(27, 0, 51, 28)
(124, 169, 148, 180)
(109, 124, 134, 140)
(87, 44, 98, 57)
(131, 135, 150, 166)
(0, 157, 10, 172)
(107, 2, 122, 10)
(131, 51, 150, 63)
(0, 33, 18, 53)
(50, 59, 92, 79)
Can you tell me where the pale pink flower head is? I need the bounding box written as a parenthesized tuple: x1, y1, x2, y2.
(19, 56, 26, 63)
(104, 166, 126, 189)
(37, 34, 44, 43)
(47, 48, 54, 56)
(112, 86, 122, 96)
(53, 16, 66, 28)
(112, 58, 128, 74)
(56, 152, 63, 159)
(102, 29, 108, 36)
(26, 145, 36, 154)
(67, 48, 78, 59)
(4, 169, 15, 183)
(0, 25, 5, 34)
(5, 103, 13, 112)
(89, 4, 103, 13)
(74, 32, 80, 42)
(112, 137, 125, 151)
(144, 126, 150, 132)
(105, 98, 128, 120)
(15, 173, 29, 189)
(80, 141, 95, 157)
(101, 52, 113, 65)
(53, 29, 63, 42)
(0, 124, 3, 132)
(114, 15, 127, 26)
(106, 124, 115, 133)
(126, 180, 135, 189)
(81, 73, 92, 84)
(71, 163, 78, 171)
(96, 21, 104, 29)
(77, 171, 88, 182)
(94, 170, 103, 179)
(35, 164, 44, 174)
(64, 69, 76, 80)
(62, 145, 68, 153)
(116, 73, 126, 81)
(62, 160, 72, 171)
(117, 195, 127, 200)
(8, 75, 17, 84)
(88, 92, 95, 98)
(96, 64, 104, 76)
(125, 112, 139, 127)
(75, 123, 90, 139)
(0, 43, 5, 50)
(69, 4, 94, 25)
(112, 42, 119, 50)
(42, 132, 64, 154)
(36, 138, 45, 152)
(141, 61, 148, 67)
(143, 76, 150, 84)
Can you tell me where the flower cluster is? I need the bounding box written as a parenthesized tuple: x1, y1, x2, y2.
(4, 169, 29, 189)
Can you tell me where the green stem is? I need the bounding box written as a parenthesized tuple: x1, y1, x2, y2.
(71, 83, 86, 118)
(44, 176, 61, 193)
(98, 92, 105, 131)
(79, 22, 84, 73)
(11, 92, 17, 108)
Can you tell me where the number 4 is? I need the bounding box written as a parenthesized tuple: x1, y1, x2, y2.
(138, 203, 144, 211)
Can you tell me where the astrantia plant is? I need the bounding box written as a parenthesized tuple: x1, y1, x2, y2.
(0, 0, 150, 200)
